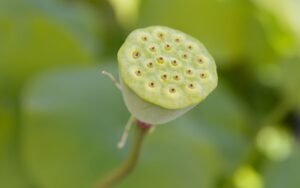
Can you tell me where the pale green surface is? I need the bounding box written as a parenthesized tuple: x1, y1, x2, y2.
(120, 78, 194, 124)
(21, 65, 250, 188)
(118, 26, 217, 109)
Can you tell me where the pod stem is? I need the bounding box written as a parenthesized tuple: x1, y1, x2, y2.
(98, 119, 152, 188)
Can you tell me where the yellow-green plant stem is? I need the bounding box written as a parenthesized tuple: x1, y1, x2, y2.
(98, 122, 148, 188)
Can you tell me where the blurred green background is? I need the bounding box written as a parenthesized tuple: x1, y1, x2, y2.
(1, 0, 300, 187)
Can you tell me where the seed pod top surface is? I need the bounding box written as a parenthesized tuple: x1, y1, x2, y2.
(118, 26, 218, 109)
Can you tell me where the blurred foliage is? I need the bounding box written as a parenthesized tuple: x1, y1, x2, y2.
(138, 0, 252, 66)
(1, 0, 300, 188)
(0, 0, 101, 97)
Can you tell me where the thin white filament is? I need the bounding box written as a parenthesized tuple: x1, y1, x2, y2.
(101, 70, 122, 91)
(118, 116, 135, 149)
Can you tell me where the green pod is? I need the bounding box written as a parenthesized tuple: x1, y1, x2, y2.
(118, 26, 218, 124)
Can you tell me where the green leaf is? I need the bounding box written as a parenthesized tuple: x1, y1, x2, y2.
(280, 59, 300, 106)
(21, 64, 126, 188)
(0, 0, 101, 96)
(138, 0, 252, 65)
(21, 64, 252, 188)
(0, 104, 32, 188)
(251, 0, 300, 57)
(177, 82, 252, 171)
(262, 147, 300, 188)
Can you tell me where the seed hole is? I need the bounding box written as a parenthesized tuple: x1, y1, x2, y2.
(158, 32, 164, 39)
(135, 70, 142, 76)
(175, 38, 181, 43)
(132, 51, 140, 59)
(161, 74, 168, 80)
(186, 69, 193, 75)
(149, 46, 156, 52)
(142, 36, 148, 41)
(187, 45, 193, 50)
(147, 62, 153, 68)
(174, 75, 180, 80)
(157, 56, 164, 64)
(148, 82, 155, 88)
(200, 73, 208, 79)
(171, 60, 178, 66)
(197, 56, 208, 64)
(188, 83, 195, 89)
(182, 54, 188, 59)
(165, 44, 171, 50)
(197, 58, 203, 64)
(169, 88, 176, 93)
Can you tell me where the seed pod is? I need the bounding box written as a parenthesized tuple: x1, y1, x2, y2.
(118, 26, 218, 124)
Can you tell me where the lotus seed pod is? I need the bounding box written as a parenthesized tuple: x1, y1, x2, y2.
(118, 26, 218, 124)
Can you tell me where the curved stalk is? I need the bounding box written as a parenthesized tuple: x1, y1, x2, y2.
(98, 120, 150, 188)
